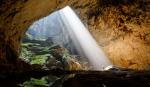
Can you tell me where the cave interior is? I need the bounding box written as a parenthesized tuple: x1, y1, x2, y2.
(0, 0, 150, 87)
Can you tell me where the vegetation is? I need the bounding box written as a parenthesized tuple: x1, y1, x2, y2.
(23, 77, 49, 87)
(20, 32, 62, 86)
(19, 30, 86, 87)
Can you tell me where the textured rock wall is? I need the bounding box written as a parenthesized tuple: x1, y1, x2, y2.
(0, 0, 58, 64)
(88, 0, 150, 70)
(0, 0, 149, 70)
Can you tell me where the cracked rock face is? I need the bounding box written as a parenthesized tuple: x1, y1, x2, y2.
(0, 0, 149, 70)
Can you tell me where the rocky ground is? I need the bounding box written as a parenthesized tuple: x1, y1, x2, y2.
(63, 70, 150, 87)
(0, 68, 150, 87)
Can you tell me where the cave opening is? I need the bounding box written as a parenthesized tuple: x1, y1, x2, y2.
(19, 6, 113, 87)
(20, 6, 112, 71)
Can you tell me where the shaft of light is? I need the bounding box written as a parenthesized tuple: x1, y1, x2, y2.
(58, 6, 112, 70)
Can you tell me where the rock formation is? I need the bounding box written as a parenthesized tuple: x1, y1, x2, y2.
(0, 0, 149, 71)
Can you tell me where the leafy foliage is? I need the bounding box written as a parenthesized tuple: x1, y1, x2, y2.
(23, 77, 49, 87)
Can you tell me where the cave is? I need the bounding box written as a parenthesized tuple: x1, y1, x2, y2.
(0, 0, 150, 87)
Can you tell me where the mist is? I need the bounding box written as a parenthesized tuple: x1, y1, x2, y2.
(27, 6, 112, 70)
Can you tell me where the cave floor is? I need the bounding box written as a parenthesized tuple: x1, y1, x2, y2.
(63, 70, 150, 87)
(0, 68, 150, 87)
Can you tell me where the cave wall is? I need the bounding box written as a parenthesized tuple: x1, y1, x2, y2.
(0, 0, 58, 65)
(0, 0, 149, 70)
(88, 0, 150, 70)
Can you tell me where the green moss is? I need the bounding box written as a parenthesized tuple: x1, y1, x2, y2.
(30, 55, 49, 64)
(23, 77, 49, 87)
